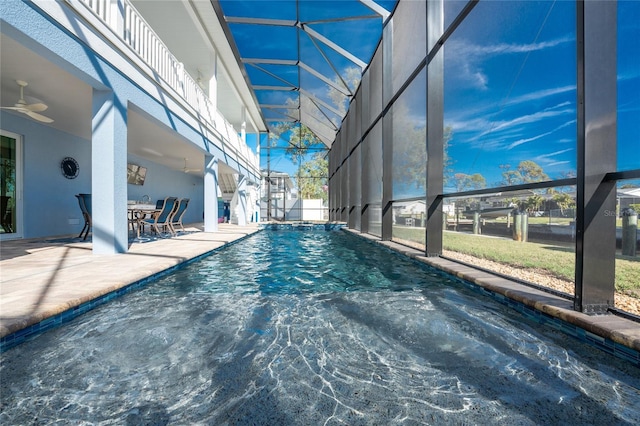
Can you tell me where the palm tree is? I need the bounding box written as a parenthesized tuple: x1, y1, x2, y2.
(552, 193, 575, 216)
(524, 194, 544, 214)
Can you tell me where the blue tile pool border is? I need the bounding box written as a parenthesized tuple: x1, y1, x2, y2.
(0, 230, 260, 353)
(344, 229, 640, 368)
(259, 222, 346, 231)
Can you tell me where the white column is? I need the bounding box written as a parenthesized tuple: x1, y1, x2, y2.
(204, 155, 219, 232)
(240, 106, 247, 144)
(208, 53, 218, 111)
(254, 185, 261, 223)
(235, 174, 248, 226)
(91, 89, 128, 254)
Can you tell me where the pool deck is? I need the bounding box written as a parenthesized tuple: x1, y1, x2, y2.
(0, 223, 260, 340)
(1, 223, 639, 363)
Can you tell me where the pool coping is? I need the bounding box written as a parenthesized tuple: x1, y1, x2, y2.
(344, 228, 640, 366)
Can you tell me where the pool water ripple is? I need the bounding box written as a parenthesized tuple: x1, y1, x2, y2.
(1, 230, 639, 425)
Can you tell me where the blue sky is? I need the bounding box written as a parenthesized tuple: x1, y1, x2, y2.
(444, 1, 576, 187)
(444, 0, 639, 189)
(225, 1, 639, 189)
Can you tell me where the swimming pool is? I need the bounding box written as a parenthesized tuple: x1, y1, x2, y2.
(1, 229, 639, 424)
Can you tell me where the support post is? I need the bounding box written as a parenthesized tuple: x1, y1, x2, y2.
(381, 21, 393, 241)
(513, 212, 523, 241)
(425, 0, 445, 256)
(204, 155, 219, 232)
(235, 174, 247, 226)
(574, 0, 617, 313)
(473, 212, 481, 235)
(91, 89, 128, 254)
(621, 208, 637, 257)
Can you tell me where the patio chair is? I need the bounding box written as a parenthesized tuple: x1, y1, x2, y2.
(140, 196, 178, 236)
(75, 193, 92, 240)
(169, 198, 190, 233)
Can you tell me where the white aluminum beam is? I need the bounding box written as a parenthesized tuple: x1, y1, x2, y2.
(300, 24, 367, 69)
(260, 104, 299, 109)
(224, 16, 297, 27)
(247, 63, 298, 88)
(299, 62, 350, 96)
(253, 85, 297, 91)
(299, 88, 343, 116)
(359, 0, 391, 21)
(243, 58, 298, 66)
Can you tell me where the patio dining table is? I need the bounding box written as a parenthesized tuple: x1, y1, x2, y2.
(128, 203, 160, 238)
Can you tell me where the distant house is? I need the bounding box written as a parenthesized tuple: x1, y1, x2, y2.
(619, 188, 640, 213)
(261, 170, 296, 220)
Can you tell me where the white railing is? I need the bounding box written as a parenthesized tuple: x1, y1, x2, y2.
(84, 0, 110, 22)
(73, 0, 258, 172)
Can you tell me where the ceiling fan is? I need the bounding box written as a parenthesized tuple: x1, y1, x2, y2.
(181, 158, 201, 173)
(1, 80, 54, 123)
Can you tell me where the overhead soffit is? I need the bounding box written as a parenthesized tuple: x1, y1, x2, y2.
(215, 0, 397, 148)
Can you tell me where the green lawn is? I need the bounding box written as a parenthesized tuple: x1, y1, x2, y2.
(391, 226, 640, 298)
(489, 216, 573, 226)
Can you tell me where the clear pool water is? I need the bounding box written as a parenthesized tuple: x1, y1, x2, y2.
(1, 229, 639, 425)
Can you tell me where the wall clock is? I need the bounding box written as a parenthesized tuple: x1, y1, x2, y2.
(61, 157, 79, 179)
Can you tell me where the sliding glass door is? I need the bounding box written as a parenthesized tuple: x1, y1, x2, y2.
(1, 131, 22, 239)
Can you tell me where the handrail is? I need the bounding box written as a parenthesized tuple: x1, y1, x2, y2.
(73, 0, 258, 172)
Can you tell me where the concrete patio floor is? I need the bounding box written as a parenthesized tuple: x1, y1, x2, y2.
(1, 223, 260, 340)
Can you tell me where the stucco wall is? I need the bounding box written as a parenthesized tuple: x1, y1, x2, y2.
(1, 112, 205, 238)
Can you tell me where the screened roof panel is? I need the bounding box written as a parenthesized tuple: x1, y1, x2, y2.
(300, 111, 335, 145)
(219, 0, 297, 20)
(227, 24, 298, 60)
(264, 107, 300, 122)
(299, 93, 339, 130)
(254, 88, 298, 106)
(297, 0, 376, 22)
(216, 0, 397, 147)
(245, 64, 297, 88)
(304, 18, 385, 65)
(299, 68, 345, 110)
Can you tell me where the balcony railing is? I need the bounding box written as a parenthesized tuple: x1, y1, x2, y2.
(72, 0, 258, 170)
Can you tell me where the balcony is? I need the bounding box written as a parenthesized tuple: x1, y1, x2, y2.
(66, 0, 260, 171)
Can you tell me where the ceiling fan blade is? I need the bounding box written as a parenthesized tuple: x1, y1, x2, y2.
(25, 110, 54, 123)
(6, 81, 52, 121)
(24, 103, 48, 112)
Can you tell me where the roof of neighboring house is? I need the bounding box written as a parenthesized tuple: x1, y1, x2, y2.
(619, 187, 640, 198)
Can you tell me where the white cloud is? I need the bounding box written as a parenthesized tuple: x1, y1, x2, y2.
(507, 131, 554, 150)
(468, 36, 573, 56)
(446, 35, 573, 89)
(535, 148, 574, 160)
(507, 120, 576, 150)
(534, 148, 575, 169)
(506, 93, 574, 108)
(618, 69, 640, 82)
(477, 107, 573, 138)
(446, 86, 575, 131)
(545, 160, 571, 167)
